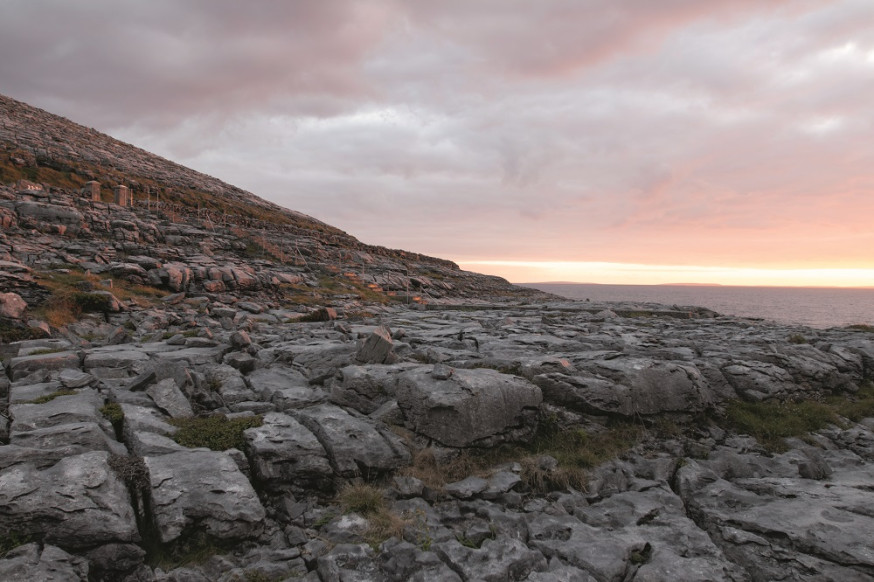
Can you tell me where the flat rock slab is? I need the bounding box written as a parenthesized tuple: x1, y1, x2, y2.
(677, 461, 874, 580)
(144, 450, 266, 544)
(9, 351, 80, 381)
(83, 348, 150, 370)
(536, 358, 713, 417)
(293, 404, 411, 478)
(10, 421, 125, 456)
(0, 451, 139, 550)
(151, 345, 229, 366)
(396, 367, 542, 447)
(244, 412, 333, 492)
(9, 389, 101, 433)
(146, 378, 194, 418)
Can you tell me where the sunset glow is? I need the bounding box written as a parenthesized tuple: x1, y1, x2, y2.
(459, 261, 874, 288)
(2, 1, 874, 287)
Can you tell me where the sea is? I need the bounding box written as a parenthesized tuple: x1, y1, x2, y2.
(522, 283, 874, 329)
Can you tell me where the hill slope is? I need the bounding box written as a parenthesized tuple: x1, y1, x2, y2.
(0, 93, 547, 327)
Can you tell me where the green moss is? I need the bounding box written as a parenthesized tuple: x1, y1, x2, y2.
(169, 414, 263, 451)
(100, 402, 125, 439)
(25, 347, 68, 356)
(0, 531, 34, 558)
(827, 382, 874, 422)
(722, 399, 837, 452)
(26, 389, 77, 404)
(847, 324, 874, 333)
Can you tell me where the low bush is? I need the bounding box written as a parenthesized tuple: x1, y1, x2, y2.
(827, 381, 874, 422)
(169, 415, 263, 451)
(722, 399, 837, 452)
(100, 402, 125, 439)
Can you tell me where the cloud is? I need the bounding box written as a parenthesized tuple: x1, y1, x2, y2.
(2, 0, 873, 280)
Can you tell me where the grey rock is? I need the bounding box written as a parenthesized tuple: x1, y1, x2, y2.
(83, 347, 150, 370)
(317, 543, 383, 582)
(9, 351, 80, 381)
(379, 539, 462, 582)
(0, 451, 140, 550)
(329, 364, 409, 414)
(356, 325, 394, 364)
(144, 450, 266, 544)
(0, 291, 27, 319)
(294, 404, 411, 478)
(146, 378, 194, 418)
(249, 366, 326, 410)
(243, 412, 333, 492)
(10, 421, 126, 456)
(9, 388, 102, 433)
(396, 367, 542, 447)
(58, 368, 95, 389)
(445, 476, 489, 499)
(0, 543, 89, 582)
(433, 536, 547, 582)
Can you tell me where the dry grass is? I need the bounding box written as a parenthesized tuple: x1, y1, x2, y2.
(336, 483, 407, 547)
(398, 419, 646, 495)
(31, 267, 163, 326)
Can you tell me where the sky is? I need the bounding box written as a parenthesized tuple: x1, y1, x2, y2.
(1, 1, 873, 287)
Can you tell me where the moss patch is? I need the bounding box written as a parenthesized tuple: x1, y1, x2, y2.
(722, 399, 837, 452)
(26, 388, 77, 404)
(169, 415, 263, 451)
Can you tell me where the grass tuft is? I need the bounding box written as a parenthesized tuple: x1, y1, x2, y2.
(336, 483, 406, 547)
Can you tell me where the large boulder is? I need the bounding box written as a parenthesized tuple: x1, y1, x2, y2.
(293, 404, 411, 478)
(0, 451, 139, 550)
(396, 366, 542, 447)
(535, 359, 713, 417)
(143, 450, 266, 544)
(243, 412, 333, 492)
(0, 292, 27, 319)
(8, 352, 80, 381)
(14, 201, 84, 234)
(249, 366, 327, 410)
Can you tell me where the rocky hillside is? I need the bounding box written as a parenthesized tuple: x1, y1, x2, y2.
(0, 92, 547, 329)
(2, 94, 874, 582)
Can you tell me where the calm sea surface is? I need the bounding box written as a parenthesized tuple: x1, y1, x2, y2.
(523, 283, 874, 329)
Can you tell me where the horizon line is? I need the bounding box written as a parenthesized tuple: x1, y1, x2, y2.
(457, 260, 874, 288)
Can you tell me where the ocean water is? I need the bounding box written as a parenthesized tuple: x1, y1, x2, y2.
(523, 283, 874, 329)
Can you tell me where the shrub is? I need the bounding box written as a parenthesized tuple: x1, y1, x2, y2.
(108, 454, 150, 491)
(827, 382, 874, 422)
(100, 402, 125, 439)
(169, 415, 263, 451)
(788, 333, 808, 344)
(847, 324, 874, 333)
(722, 399, 837, 452)
(72, 291, 114, 312)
